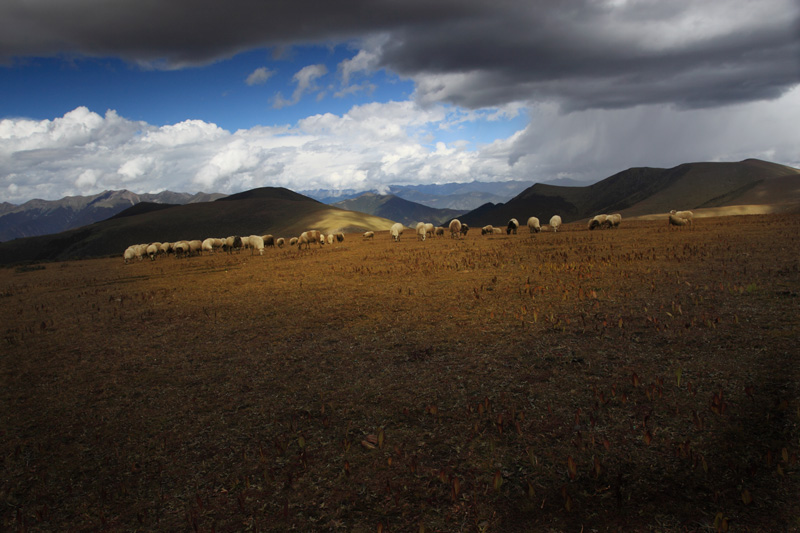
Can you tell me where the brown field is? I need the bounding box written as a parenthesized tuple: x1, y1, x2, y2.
(2, 215, 799, 532)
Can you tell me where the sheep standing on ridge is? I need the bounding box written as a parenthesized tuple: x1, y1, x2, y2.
(449, 219, 462, 238)
(507, 218, 519, 235)
(527, 217, 541, 233)
(390, 223, 404, 241)
(549, 215, 562, 232)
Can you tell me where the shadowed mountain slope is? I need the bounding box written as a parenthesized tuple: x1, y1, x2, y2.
(459, 159, 800, 227)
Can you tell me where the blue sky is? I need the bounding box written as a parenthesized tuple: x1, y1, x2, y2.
(1, 0, 798, 203)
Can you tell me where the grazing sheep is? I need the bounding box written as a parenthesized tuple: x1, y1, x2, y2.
(549, 215, 562, 232)
(435, 227, 445, 237)
(670, 210, 693, 224)
(276, 237, 285, 248)
(492, 227, 503, 234)
(507, 218, 519, 235)
(327, 234, 335, 244)
(527, 217, 541, 233)
(481, 225, 494, 235)
(461, 223, 470, 237)
(249, 235, 265, 255)
(298, 230, 322, 249)
(588, 214, 607, 230)
(146, 243, 161, 260)
(319, 233, 327, 245)
(202, 238, 216, 254)
(390, 223, 404, 241)
(173, 241, 191, 258)
(262, 235, 275, 247)
(224, 236, 243, 254)
(424, 223, 435, 238)
(604, 213, 622, 229)
(160, 242, 173, 256)
(448, 219, 462, 238)
(416, 222, 427, 241)
(123, 246, 137, 264)
(289, 237, 299, 246)
(335, 233, 345, 243)
(240, 236, 252, 251)
(363, 231, 374, 240)
(669, 214, 691, 227)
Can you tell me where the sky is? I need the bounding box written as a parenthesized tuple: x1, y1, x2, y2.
(1, 0, 799, 204)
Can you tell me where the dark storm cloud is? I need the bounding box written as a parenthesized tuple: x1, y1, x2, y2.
(1, 0, 798, 110)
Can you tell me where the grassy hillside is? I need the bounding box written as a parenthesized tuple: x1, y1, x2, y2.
(461, 159, 800, 227)
(0, 187, 397, 264)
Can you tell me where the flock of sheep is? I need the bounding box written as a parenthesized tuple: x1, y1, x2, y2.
(122, 209, 692, 262)
(122, 231, 345, 263)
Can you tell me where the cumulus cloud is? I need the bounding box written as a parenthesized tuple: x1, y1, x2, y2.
(3, 88, 799, 204)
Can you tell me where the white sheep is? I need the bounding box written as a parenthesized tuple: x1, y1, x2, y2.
(363, 231, 374, 240)
(123, 246, 137, 264)
(604, 213, 622, 229)
(390, 223, 404, 242)
(588, 214, 607, 230)
(416, 222, 427, 241)
(549, 215, 562, 232)
(289, 237, 299, 246)
(449, 219, 462, 238)
(669, 214, 691, 227)
(670, 210, 693, 224)
(173, 241, 190, 258)
(146, 243, 161, 260)
(202, 238, 216, 254)
(481, 225, 494, 235)
(424, 223, 435, 238)
(327, 234, 335, 244)
(276, 237, 285, 248)
(160, 242, 172, 256)
(492, 227, 503, 235)
(507, 218, 519, 235)
(527, 217, 541, 233)
(249, 235, 265, 255)
(298, 230, 322, 249)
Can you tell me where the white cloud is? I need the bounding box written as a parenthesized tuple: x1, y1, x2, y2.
(245, 66, 275, 86)
(1, 87, 799, 204)
(273, 63, 329, 108)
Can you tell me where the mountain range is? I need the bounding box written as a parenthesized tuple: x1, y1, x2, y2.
(332, 193, 464, 227)
(459, 159, 800, 227)
(0, 190, 225, 241)
(0, 158, 798, 265)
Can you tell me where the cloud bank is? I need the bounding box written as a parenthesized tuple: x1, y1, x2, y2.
(3, 89, 799, 203)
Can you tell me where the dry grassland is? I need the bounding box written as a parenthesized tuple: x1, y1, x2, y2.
(2, 215, 799, 532)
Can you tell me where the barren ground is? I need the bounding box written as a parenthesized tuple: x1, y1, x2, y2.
(2, 215, 799, 532)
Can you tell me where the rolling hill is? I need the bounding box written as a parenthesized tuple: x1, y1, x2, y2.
(332, 193, 465, 226)
(459, 159, 800, 227)
(0, 187, 397, 264)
